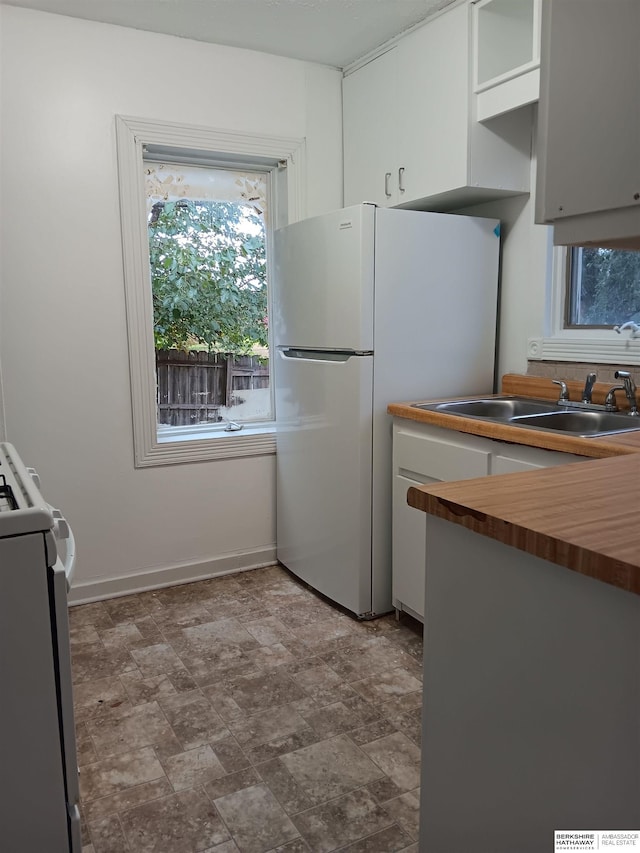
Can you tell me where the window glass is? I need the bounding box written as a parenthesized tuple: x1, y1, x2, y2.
(144, 162, 271, 428)
(566, 246, 640, 328)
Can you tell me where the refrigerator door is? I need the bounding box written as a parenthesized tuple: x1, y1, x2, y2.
(271, 204, 375, 351)
(370, 207, 500, 616)
(275, 347, 374, 616)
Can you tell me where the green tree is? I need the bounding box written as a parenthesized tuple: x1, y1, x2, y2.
(148, 199, 268, 353)
(576, 248, 640, 325)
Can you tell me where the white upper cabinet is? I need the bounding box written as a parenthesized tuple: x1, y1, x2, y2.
(472, 0, 541, 122)
(535, 0, 640, 249)
(342, 47, 398, 208)
(343, 1, 532, 212)
(395, 4, 469, 204)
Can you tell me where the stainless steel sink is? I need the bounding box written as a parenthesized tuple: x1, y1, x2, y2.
(420, 398, 554, 419)
(510, 410, 640, 436)
(412, 395, 640, 437)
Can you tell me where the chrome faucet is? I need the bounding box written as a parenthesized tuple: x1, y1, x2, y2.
(552, 379, 570, 403)
(553, 374, 599, 409)
(604, 385, 624, 411)
(614, 370, 639, 416)
(555, 372, 627, 413)
(582, 372, 597, 403)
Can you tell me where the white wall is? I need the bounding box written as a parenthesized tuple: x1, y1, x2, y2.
(0, 6, 343, 600)
(458, 132, 552, 377)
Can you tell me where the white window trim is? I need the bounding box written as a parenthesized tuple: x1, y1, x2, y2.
(115, 115, 306, 467)
(528, 244, 640, 366)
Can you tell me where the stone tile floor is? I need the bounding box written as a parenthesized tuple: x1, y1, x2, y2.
(71, 564, 423, 853)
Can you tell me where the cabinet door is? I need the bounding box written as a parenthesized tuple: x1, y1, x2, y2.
(392, 472, 436, 620)
(473, 0, 541, 122)
(343, 48, 398, 207)
(392, 426, 491, 620)
(395, 4, 469, 203)
(537, 0, 640, 224)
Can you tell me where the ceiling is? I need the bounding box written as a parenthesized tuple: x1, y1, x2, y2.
(0, 0, 456, 68)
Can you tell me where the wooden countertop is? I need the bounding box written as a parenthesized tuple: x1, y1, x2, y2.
(389, 374, 640, 595)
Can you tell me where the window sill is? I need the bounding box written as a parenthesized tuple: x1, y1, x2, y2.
(528, 335, 640, 366)
(157, 421, 275, 443)
(136, 423, 276, 467)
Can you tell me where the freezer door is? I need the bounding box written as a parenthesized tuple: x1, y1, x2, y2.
(271, 204, 375, 351)
(275, 348, 373, 616)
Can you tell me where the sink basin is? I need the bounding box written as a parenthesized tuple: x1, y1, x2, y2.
(411, 395, 640, 437)
(511, 410, 640, 436)
(420, 398, 554, 419)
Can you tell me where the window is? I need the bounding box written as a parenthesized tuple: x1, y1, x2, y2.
(528, 243, 640, 366)
(145, 161, 272, 428)
(116, 115, 306, 467)
(565, 247, 640, 329)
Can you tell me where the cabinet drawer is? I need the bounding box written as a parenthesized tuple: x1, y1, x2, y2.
(394, 428, 491, 482)
(491, 445, 584, 474)
(492, 454, 543, 475)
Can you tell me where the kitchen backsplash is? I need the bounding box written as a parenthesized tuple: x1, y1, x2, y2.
(527, 361, 639, 385)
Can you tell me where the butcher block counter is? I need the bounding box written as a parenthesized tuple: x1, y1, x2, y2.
(389, 372, 640, 595)
(392, 374, 640, 852)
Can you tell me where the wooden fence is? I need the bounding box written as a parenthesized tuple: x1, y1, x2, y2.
(156, 349, 270, 426)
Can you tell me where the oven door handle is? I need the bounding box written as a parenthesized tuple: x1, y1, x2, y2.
(51, 508, 76, 591)
(63, 524, 76, 591)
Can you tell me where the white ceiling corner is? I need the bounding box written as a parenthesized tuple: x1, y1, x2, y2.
(0, 0, 457, 68)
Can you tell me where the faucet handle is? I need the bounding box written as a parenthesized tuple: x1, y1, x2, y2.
(552, 379, 570, 402)
(604, 385, 625, 410)
(582, 372, 597, 403)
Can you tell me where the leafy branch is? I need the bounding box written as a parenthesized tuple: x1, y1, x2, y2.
(577, 248, 640, 325)
(148, 199, 268, 353)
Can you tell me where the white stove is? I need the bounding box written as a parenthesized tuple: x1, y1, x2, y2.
(0, 442, 81, 853)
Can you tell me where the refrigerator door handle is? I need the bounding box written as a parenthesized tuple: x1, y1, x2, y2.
(280, 348, 373, 362)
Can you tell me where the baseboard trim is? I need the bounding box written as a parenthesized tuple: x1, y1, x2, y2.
(67, 547, 278, 605)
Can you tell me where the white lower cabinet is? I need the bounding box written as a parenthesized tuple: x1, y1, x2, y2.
(392, 418, 585, 619)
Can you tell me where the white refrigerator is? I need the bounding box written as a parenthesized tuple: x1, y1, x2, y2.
(272, 203, 499, 618)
